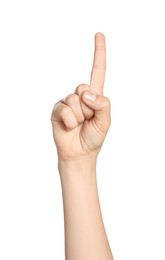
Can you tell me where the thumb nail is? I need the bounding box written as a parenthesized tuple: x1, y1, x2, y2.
(84, 91, 96, 102)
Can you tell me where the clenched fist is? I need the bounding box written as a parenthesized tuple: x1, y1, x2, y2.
(51, 33, 111, 162)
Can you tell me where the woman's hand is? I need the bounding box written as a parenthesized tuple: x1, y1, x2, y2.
(51, 33, 114, 260)
(51, 33, 111, 162)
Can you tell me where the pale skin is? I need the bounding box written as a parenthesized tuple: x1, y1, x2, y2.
(51, 32, 113, 260)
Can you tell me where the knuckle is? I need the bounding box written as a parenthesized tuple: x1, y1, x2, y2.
(74, 83, 90, 95)
(50, 102, 59, 121)
(61, 105, 71, 118)
(52, 101, 59, 112)
(64, 94, 79, 106)
(78, 115, 85, 123)
(93, 64, 106, 71)
(104, 96, 111, 107)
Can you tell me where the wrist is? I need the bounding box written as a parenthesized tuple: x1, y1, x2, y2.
(58, 154, 97, 170)
(58, 156, 97, 184)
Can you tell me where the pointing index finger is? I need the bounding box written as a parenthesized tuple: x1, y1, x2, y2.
(90, 32, 106, 95)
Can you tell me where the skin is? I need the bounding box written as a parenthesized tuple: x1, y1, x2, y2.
(51, 32, 113, 260)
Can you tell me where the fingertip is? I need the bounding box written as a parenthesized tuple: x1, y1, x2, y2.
(95, 32, 106, 50)
(95, 32, 106, 48)
(95, 32, 105, 40)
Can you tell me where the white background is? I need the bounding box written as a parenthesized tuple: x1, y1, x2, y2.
(0, 0, 165, 259)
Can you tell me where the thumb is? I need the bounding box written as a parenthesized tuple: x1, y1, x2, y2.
(81, 91, 111, 134)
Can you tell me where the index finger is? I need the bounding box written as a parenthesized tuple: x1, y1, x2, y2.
(90, 32, 106, 95)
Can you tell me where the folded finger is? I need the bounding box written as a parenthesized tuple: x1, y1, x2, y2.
(62, 94, 85, 125)
(74, 84, 94, 119)
(51, 101, 78, 130)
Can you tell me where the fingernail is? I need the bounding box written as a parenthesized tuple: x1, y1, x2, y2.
(84, 91, 96, 102)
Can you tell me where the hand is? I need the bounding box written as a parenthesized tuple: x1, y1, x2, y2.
(51, 33, 111, 162)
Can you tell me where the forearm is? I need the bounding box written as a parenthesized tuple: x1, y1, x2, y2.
(59, 158, 113, 260)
